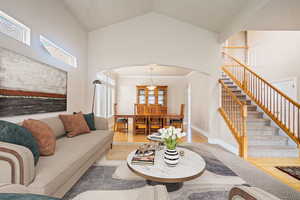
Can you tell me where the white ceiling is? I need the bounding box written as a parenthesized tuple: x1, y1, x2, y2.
(113, 65, 192, 77)
(63, 0, 249, 32)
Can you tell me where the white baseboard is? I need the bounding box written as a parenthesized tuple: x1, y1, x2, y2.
(191, 125, 209, 138)
(208, 138, 238, 155)
(191, 125, 238, 155)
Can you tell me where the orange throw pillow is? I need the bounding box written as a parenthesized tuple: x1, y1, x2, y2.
(59, 113, 91, 137)
(22, 119, 56, 156)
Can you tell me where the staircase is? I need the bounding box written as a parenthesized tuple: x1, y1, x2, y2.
(221, 76, 299, 157)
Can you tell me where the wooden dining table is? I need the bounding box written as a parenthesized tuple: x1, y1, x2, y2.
(114, 114, 183, 135)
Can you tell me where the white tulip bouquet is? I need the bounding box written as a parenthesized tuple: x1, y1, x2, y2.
(158, 126, 186, 150)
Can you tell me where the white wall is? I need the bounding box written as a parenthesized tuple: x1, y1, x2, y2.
(186, 71, 220, 137)
(0, 0, 88, 122)
(248, 31, 300, 101)
(117, 76, 186, 115)
(88, 12, 222, 111)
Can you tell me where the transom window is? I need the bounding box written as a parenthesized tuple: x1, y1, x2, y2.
(0, 10, 30, 45)
(40, 35, 77, 68)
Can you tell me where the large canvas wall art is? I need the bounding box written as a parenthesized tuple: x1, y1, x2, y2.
(0, 47, 67, 117)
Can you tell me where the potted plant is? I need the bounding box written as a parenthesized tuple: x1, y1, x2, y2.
(159, 126, 186, 166)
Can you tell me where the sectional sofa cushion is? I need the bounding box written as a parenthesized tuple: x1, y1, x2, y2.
(39, 117, 66, 139)
(28, 130, 113, 195)
(94, 116, 109, 130)
(0, 194, 60, 200)
(0, 120, 40, 165)
(23, 119, 56, 156)
(59, 113, 91, 137)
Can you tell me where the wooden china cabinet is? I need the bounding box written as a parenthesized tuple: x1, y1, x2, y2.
(136, 86, 168, 106)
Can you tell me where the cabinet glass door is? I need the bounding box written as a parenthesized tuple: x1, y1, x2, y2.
(148, 90, 155, 104)
(158, 89, 164, 105)
(139, 89, 146, 104)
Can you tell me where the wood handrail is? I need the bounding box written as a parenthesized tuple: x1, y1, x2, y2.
(219, 80, 245, 107)
(219, 79, 248, 158)
(222, 52, 300, 109)
(222, 52, 300, 146)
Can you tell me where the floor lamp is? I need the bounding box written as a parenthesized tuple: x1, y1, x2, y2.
(92, 80, 102, 113)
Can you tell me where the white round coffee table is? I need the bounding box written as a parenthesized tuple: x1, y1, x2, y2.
(127, 147, 206, 192)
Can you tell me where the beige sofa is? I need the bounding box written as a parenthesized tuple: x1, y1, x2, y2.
(0, 116, 113, 198)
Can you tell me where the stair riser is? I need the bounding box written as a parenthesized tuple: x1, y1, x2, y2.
(227, 86, 237, 89)
(247, 106, 257, 111)
(248, 113, 263, 119)
(247, 129, 278, 136)
(237, 96, 246, 100)
(242, 100, 251, 105)
(248, 139, 288, 146)
(247, 121, 271, 126)
(248, 150, 299, 158)
(232, 90, 242, 94)
(224, 82, 234, 85)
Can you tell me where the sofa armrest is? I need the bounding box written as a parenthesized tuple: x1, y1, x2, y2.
(0, 142, 35, 186)
(94, 116, 108, 130)
(0, 184, 30, 193)
(229, 186, 280, 200)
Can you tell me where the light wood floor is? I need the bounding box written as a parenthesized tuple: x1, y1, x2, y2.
(247, 157, 300, 192)
(112, 127, 208, 143)
(111, 124, 300, 192)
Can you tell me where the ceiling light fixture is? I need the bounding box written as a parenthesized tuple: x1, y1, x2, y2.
(147, 65, 156, 90)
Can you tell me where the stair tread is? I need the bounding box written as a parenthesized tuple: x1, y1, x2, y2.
(248, 145, 297, 150)
(247, 105, 256, 107)
(249, 145, 296, 149)
(248, 135, 288, 141)
(248, 111, 263, 114)
(248, 125, 278, 131)
(247, 118, 269, 122)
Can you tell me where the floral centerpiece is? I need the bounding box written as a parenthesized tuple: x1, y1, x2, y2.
(159, 126, 186, 166)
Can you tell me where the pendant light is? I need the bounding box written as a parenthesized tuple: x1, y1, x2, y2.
(147, 66, 156, 90)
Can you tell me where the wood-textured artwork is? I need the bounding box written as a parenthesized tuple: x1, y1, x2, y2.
(0, 47, 67, 117)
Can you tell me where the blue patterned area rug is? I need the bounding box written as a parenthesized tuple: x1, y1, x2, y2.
(63, 144, 247, 200)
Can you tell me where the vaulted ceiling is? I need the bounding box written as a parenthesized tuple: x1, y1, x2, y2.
(63, 0, 250, 32)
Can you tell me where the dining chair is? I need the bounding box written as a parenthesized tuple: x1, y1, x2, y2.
(134, 115, 148, 135)
(114, 103, 128, 133)
(148, 115, 163, 135)
(135, 104, 149, 115)
(170, 104, 185, 130)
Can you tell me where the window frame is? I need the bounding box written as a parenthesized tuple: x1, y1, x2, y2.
(0, 10, 31, 45)
(40, 35, 77, 68)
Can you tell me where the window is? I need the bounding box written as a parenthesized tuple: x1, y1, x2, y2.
(40, 35, 77, 67)
(0, 10, 30, 45)
(95, 71, 116, 118)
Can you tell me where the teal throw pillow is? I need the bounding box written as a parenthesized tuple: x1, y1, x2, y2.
(83, 113, 96, 131)
(0, 120, 40, 165)
(0, 193, 60, 200)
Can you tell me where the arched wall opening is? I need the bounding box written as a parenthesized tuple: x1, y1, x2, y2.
(91, 63, 220, 143)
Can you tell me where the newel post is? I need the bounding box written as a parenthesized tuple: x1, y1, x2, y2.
(240, 105, 248, 159)
(242, 67, 247, 90)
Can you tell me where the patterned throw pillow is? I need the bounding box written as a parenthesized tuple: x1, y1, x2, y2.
(22, 119, 56, 156)
(59, 113, 91, 137)
(0, 120, 40, 165)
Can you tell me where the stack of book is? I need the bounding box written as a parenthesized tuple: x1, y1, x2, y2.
(149, 132, 162, 140)
(131, 149, 155, 165)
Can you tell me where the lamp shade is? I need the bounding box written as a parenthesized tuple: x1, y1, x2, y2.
(93, 80, 102, 85)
